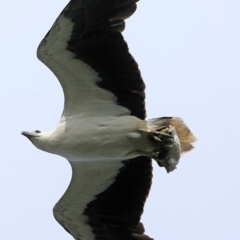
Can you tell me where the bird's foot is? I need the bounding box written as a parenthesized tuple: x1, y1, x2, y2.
(151, 125, 181, 172)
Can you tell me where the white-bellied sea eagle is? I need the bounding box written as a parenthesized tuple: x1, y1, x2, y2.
(22, 0, 196, 239)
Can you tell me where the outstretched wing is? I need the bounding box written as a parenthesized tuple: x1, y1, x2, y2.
(37, 0, 146, 119)
(54, 158, 153, 240)
(38, 0, 153, 239)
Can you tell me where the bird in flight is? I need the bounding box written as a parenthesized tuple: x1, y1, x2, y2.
(22, 0, 196, 239)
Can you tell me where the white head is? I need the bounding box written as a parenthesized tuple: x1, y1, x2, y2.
(21, 130, 52, 153)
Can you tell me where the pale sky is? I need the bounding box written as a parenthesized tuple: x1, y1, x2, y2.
(1, 0, 240, 239)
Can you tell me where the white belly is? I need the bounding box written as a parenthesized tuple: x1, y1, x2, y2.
(47, 115, 154, 161)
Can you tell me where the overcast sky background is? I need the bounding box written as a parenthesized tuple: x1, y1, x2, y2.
(1, 0, 240, 239)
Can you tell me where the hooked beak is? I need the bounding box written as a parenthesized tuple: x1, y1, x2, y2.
(21, 131, 38, 138)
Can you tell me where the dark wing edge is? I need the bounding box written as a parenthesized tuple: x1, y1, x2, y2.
(62, 0, 146, 119)
(84, 157, 154, 240)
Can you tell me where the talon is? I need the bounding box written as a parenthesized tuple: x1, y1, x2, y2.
(159, 132, 172, 137)
(157, 125, 172, 134)
(152, 151, 159, 157)
(153, 136, 161, 142)
(153, 131, 172, 138)
(156, 126, 169, 132)
(154, 125, 174, 138)
(150, 124, 181, 172)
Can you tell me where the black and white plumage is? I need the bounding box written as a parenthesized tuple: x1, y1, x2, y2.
(22, 0, 196, 239)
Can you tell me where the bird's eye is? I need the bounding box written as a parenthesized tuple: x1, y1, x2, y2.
(35, 130, 41, 133)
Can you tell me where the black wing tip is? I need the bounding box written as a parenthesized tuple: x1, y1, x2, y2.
(62, 0, 139, 34)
